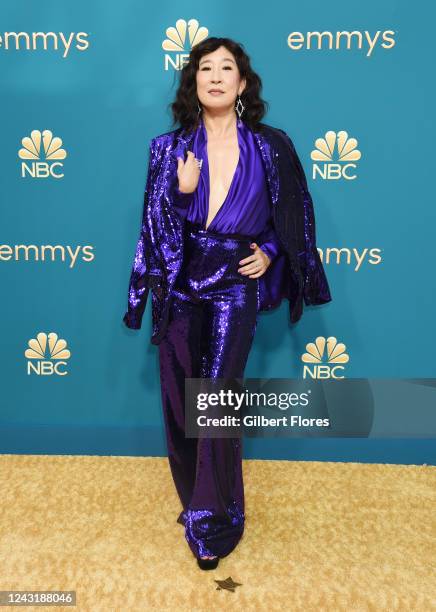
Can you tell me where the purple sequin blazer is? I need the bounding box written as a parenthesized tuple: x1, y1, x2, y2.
(123, 121, 332, 345)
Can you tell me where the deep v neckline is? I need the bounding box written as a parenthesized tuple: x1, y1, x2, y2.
(202, 118, 242, 231)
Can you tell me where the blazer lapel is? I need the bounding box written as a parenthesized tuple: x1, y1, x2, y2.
(173, 126, 196, 161)
(252, 129, 280, 208)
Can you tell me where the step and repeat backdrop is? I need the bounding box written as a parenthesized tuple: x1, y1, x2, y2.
(1, 1, 435, 462)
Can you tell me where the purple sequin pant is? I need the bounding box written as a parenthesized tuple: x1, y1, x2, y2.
(158, 220, 259, 559)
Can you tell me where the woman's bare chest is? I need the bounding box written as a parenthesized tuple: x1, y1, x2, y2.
(206, 136, 240, 216)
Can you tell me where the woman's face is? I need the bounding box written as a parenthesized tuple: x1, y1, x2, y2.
(196, 45, 246, 113)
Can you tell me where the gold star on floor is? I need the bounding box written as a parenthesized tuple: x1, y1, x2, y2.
(214, 576, 243, 592)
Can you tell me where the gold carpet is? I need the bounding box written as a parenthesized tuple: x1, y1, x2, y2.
(0, 454, 435, 611)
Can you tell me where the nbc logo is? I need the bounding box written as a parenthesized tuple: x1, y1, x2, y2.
(162, 19, 208, 70)
(25, 332, 71, 376)
(311, 131, 361, 180)
(18, 130, 67, 179)
(301, 336, 349, 379)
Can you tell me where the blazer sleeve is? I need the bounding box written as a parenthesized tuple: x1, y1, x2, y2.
(280, 129, 332, 306)
(170, 184, 195, 220)
(122, 138, 158, 329)
(168, 151, 195, 219)
(257, 218, 283, 264)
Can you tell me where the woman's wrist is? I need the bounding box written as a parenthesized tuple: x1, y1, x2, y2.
(176, 180, 196, 195)
(171, 182, 194, 218)
(259, 242, 278, 264)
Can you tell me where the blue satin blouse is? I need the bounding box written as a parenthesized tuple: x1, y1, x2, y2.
(173, 116, 282, 263)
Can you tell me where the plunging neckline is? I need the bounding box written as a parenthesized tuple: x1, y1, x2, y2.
(202, 118, 242, 231)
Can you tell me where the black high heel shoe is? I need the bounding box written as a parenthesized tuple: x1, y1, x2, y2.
(197, 556, 219, 570)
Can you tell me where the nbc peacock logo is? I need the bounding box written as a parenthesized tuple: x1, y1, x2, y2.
(18, 130, 67, 179)
(301, 336, 349, 379)
(162, 19, 208, 71)
(25, 332, 71, 376)
(311, 131, 361, 181)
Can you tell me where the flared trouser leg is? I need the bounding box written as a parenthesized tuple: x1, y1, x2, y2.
(158, 224, 259, 559)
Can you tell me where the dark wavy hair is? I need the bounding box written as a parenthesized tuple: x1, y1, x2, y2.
(168, 37, 269, 134)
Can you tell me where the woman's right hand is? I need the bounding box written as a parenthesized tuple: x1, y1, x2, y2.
(176, 150, 201, 193)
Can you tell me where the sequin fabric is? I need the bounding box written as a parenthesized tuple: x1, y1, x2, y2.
(122, 118, 332, 342)
(178, 500, 245, 558)
(158, 223, 258, 558)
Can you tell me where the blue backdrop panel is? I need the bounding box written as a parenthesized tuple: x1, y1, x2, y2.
(0, 0, 434, 464)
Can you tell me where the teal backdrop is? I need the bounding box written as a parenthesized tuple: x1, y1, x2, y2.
(1, 0, 435, 463)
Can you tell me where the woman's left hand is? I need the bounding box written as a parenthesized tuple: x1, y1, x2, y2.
(238, 243, 271, 278)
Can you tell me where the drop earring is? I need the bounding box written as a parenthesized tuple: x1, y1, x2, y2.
(197, 101, 202, 115)
(235, 95, 245, 118)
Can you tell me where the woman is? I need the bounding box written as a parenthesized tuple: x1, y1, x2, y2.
(123, 37, 332, 570)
